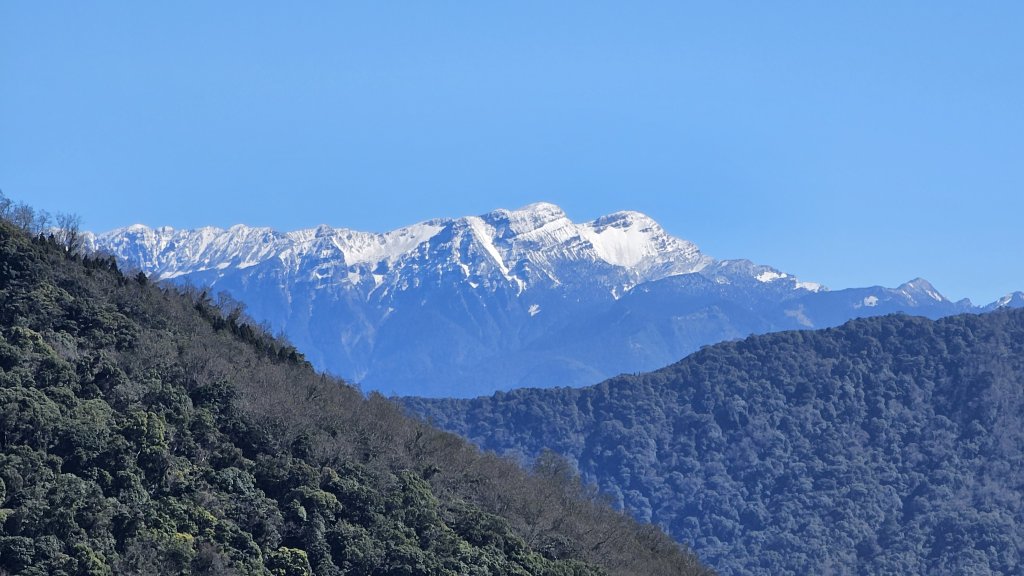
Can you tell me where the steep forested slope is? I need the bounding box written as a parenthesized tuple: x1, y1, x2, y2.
(406, 310, 1024, 575)
(0, 215, 709, 575)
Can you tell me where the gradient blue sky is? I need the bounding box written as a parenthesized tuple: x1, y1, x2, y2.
(2, 2, 1022, 304)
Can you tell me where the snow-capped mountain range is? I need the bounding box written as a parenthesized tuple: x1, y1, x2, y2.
(85, 202, 1022, 397)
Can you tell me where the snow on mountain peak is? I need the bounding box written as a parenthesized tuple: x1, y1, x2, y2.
(515, 201, 566, 219)
(580, 213, 663, 268)
(756, 270, 788, 283)
(898, 278, 946, 302)
(579, 210, 709, 276)
(590, 210, 654, 227)
(77, 205, 1007, 399)
(87, 203, 826, 298)
(484, 202, 572, 240)
(795, 281, 825, 292)
(995, 292, 1024, 308)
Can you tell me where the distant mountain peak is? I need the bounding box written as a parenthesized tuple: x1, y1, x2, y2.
(87, 204, 729, 288)
(83, 202, 994, 396)
(995, 291, 1024, 308)
(481, 202, 568, 235)
(897, 277, 946, 302)
(590, 209, 654, 226)
(511, 200, 567, 217)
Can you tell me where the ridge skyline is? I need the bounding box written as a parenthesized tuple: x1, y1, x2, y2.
(86, 200, 1015, 307)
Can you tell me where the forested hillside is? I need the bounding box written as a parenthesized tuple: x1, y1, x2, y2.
(0, 206, 709, 575)
(407, 310, 1024, 575)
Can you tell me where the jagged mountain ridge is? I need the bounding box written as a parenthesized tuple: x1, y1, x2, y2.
(87, 202, 740, 294)
(85, 202, 1021, 397)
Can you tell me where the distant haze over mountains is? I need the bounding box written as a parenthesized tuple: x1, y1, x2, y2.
(85, 202, 1023, 397)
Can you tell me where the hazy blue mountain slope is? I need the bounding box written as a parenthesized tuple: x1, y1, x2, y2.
(405, 310, 1024, 575)
(86, 203, 1020, 397)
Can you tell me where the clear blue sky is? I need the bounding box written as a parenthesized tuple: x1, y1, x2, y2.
(2, 2, 1022, 304)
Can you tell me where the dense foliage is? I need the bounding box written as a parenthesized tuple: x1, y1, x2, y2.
(407, 309, 1024, 575)
(0, 214, 709, 575)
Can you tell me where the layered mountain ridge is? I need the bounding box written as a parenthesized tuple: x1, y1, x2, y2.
(405, 309, 1024, 574)
(85, 202, 1021, 397)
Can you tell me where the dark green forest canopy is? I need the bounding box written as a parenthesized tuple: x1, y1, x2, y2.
(0, 216, 710, 575)
(406, 309, 1024, 575)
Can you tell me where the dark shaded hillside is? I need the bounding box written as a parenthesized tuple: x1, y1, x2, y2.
(406, 310, 1024, 575)
(0, 212, 709, 574)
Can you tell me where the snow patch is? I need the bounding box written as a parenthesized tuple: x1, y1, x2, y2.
(756, 270, 787, 283)
(795, 281, 824, 292)
(466, 217, 510, 275)
(528, 304, 541, 316)
(334, 222, 444, 266)
(863, 295, 879, 307)
(466, 216, 525, 295)
(579, 218, 656, 268)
